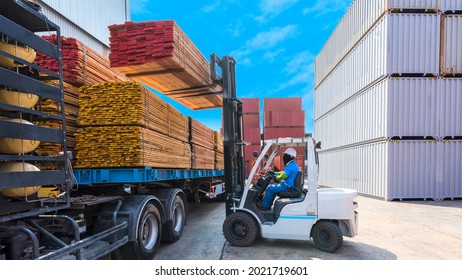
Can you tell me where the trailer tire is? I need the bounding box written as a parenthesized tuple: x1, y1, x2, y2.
(120, 202, 162, 259)
(312, 221, 343, 253)
(162, 195, 185, 243)
(223, 212, 258, 247)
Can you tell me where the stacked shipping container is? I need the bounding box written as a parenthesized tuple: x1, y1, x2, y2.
(314, 0, 462, 200)
(263, 98, 306, 172)
(240, 98, 261, 178)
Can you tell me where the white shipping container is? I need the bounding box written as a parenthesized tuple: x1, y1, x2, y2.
(315, 77, 444, 150)
(441, 15, 462, 75)
(318, 140, 462, 200)
(439, 78, 462, 137)
(441, 0, 462, 12)
(315, 13, 440, 119)
(315, 0, 440, 88)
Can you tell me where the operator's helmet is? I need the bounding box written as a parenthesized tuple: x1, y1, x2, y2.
(284, 148, 297, 158)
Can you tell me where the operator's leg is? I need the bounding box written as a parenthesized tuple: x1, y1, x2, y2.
(261, 183, 289, 208)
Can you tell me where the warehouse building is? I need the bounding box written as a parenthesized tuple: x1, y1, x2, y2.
(314, 0, 462, 200)
(36, 0, 130, 56)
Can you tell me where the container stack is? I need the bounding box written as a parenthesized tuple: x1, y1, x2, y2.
(314, 0, 462, 200)
(108, 20, 222, 110)
(75, 82, 191, 169)
(34, 36, 131, 158)
(240, 98, 261, 178)
(263, 98, 305, 172)
(189, 118, 216, 170)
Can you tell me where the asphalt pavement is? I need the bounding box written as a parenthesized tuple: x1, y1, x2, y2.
(154, 195, 462, 260)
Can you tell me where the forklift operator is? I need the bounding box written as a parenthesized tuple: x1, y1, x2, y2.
(257, 148, 299, 211)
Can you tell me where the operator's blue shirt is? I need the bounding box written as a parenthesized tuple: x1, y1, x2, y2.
(282, 160, 299, 187)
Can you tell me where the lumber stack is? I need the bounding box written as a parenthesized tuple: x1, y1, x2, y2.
(108, 20, 222, 110)
(76, 82, 192, 169)
(75, 126, 191, 168)
(214, 131, 224, 169)
(191, 144, 215, 170)
(35, 36, 131, 87)
(190, 118, 215, 150)
(78, 82, 189, 142)
(214, 131, 224, 153)
(35, 81, 80, 157)
(188, 118, 216, 169)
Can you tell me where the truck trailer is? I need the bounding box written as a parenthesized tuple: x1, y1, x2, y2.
(0, 0, 224, 260)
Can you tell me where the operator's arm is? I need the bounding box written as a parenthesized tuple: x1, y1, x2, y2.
(275, 171, 287, 180)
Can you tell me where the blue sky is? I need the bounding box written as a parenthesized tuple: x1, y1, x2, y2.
(130, 0, 351, 133)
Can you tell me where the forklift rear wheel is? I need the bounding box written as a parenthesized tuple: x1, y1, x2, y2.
(223, 212, 258, 247)
(162, 195, 185, 243)
(311, 221, 343, 253)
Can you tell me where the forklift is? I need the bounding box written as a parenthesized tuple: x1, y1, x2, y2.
(211, 54, 358, 253)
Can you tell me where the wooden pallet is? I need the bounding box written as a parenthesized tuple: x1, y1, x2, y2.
(75, 125, 191, 169)
(108, 21, 222, 110)
(78, 82, 189, 142)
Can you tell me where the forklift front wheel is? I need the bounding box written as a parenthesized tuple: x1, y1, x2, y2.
(223, 212, 258, 247)
(311, 220, 343, 253)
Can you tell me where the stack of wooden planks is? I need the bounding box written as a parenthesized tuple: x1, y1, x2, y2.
(108, 20, 222, 110)
(35, 81, 80, 157)
(190, 118, 215, 149)
(214, 131, 224, 169)
(188, 118, 216, 169)
(35, 36, 131, 87)
(78, 82, 189, 142)
(75, 126, 191, 168)
(191, 144, 215, 170)
(76, 82, 192, 169)
(34, 36, 130, 157)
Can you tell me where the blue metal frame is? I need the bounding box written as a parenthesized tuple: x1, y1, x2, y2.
(74, 167, 225, 186)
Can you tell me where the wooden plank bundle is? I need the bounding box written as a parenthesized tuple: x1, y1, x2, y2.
(191, 144, 215, 170)
(108, 20, 222, 110)
(189, 118, 215, 150)
(78, 82, 189, 142)
(35, 36, 132, 87)
(75, 126, 191, 169)
(214, 131, 224, 154)
(35, 82, 80, 157)
(215, 152, 224, 170)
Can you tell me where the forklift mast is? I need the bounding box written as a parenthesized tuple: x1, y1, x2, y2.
(210, 54, 245, 216)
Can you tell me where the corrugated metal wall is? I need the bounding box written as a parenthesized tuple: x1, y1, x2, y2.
(37, 0, 129, 56)
(314, 0, 444, 88)
(319, 141, 462, 200)
(314, 1, 462, 200)
(315, 13, 439, 120)
(441, 15, 462, 75)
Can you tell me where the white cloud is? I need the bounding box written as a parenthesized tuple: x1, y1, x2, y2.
(131, 0, 152, 15)
(303, 0, 350, 16)
(201, 0, 243, 13)
(247, 25, 298, 50)
(231, 25, 298, 63)
(202, 0, 221, 13)
(255, 0, 299, 22)
(280, 50, 315, 89)
(226, 19, 243, 37)
(263, 49, 285, 63)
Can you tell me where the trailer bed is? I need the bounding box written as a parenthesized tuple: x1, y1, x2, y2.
(73, 167, 224, 186)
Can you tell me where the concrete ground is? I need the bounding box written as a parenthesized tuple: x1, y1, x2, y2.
(154, 195, 462, 260)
